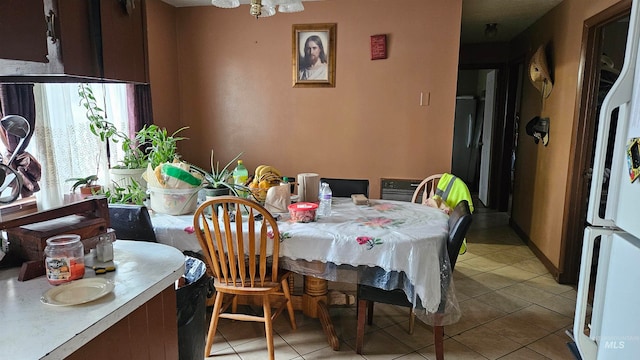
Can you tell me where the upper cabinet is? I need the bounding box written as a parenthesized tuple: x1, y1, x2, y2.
(0, 0, 148, 83)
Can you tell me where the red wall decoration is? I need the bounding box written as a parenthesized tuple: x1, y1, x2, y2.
(370, 34, 387, 60)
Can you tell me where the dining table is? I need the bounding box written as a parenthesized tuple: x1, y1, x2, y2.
(150, 197, 461, 350)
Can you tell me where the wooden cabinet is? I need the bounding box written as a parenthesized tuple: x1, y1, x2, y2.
(0, 0, 147, 83)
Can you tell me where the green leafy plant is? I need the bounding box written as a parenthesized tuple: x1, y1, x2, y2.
(78, 83, 148, 170)
(66, 175, 99, 193)
(137, 124, 189, 169)
(99, 178, 148, 205)
(191, 150, 243, 195)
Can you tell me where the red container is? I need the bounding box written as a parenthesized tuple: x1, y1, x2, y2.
(288, 202, 318, 223)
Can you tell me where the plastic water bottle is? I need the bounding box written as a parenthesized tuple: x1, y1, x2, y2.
(233, 160, 248, 197)
(318, 182, 332, 217)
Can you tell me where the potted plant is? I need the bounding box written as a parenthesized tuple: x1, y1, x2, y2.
(99, 178, 148, 205)
(136, 124, 189, 170)
(66, 174, 102, 196)
(191, 150, 243, 197)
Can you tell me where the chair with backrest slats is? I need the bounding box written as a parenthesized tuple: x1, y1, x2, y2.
(355, 200, 473, 360)
(411, 174, 444, 204)
(193, 196, 296, 360)
(108, 204, 157, 242)
(319, 178, 369, 198)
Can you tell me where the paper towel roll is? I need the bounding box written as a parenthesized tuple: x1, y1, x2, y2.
(297, 173, 320, 203)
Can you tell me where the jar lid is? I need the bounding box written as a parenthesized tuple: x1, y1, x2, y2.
(46, 234, 81, 246)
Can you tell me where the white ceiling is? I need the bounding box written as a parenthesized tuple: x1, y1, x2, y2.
(160, 0, 564, 44)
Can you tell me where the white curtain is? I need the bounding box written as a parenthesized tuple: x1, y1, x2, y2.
(32, 83, 129, 209)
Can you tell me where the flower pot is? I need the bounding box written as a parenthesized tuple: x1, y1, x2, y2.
(149, 186, 200, 215)
(110, 168, 147, 191)
(203, 187, 230, 198)
(80, 185, 102, 196)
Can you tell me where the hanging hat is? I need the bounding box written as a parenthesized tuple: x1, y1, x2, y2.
(529, 45, 553, 98)
(525, 116, 549, 146)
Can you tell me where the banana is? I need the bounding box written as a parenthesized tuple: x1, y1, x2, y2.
(255, 165, 267, 177)
(260, 165, 281, 178)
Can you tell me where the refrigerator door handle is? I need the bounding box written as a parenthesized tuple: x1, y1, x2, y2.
(574, 227, 602, 360)
(587, 0, 640, 227)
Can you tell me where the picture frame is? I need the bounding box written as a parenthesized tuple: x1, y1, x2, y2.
(292, 23, 337, 88)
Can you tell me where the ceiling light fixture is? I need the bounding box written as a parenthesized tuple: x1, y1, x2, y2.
(484, 23, 498, 38)
(212, 0, 304, 18)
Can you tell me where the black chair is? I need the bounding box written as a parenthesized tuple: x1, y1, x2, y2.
(319, 178, 369, 197)
(108, 204, 157, 242)
(355, 200, 472, 360)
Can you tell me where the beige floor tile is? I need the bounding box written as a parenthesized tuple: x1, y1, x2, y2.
(480, 251, 528, 267)
(347, 328, 415, 359)
(444, 298, 507, 336)
(460, 256, 509, 273)
(507, 305, 573, 332)
(523, 275, 575, 295)
(300, 345, 367, 359)
(394, 352, 430, 359)
(454, 261, 486, 278)
(418, 338, 488, 360)
(207, 347, 242, 359)
(464, 243, 517, 257)
(500, 246, 536, 259)
(497, 347, 550, 359)
(474, 291, 532, 314)
(452, 326, 522, 359)
(382, 319, 437, 351)
(454, 276, 495, 298)
(558, 288, 578, 300)
(526, 333, 575, 359)
(535, 294, 576, 318)
(470, 271, 521, 291)
(482, 314, 550, 345)
(510, 259, 549, 275)
(499, 283, 556, 304)
(216, 318, 269, 348)
(278, 321, 335, 356)
(489, 265, 539, 283)
(231, 334, 301, 360)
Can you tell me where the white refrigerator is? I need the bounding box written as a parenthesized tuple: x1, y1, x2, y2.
(572, 1, 640, 359)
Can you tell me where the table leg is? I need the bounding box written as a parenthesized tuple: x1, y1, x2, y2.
(302, 276, 340, 350)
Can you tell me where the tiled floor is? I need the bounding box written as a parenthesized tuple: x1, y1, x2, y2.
(205, 207, 578, 359)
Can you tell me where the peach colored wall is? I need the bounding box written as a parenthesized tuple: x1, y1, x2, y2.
(146, 0, 462, 198)
(511, 0, 623, 269)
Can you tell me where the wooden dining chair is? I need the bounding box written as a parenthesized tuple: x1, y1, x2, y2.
(355, 200, 473, 360)
(411, 174, 444, 204)
(319, 178, 369, 197)
(193, 196, 296, 360)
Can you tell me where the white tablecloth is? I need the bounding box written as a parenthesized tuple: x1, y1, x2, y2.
(150, 198, 459, 323)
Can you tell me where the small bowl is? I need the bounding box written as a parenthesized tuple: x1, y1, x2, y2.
(288, 202, 318, 223)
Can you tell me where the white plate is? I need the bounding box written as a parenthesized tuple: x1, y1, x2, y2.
(41, 278, 115, 306)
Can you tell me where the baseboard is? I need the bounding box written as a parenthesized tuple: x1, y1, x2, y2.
(509, 218, 562, 281)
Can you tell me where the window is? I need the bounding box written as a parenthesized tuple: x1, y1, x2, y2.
(31, 83, 130, 208)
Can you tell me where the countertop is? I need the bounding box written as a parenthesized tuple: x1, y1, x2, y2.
(0, 240, 185, 359)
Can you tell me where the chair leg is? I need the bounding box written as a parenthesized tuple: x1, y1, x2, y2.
(205, 291, 224, 357)
(263, 295, 275, 360)
(366, 300, 374, 325)
(232, 295, 238, 314)
(434, 325, 444, 360)
(408, 308, 415, 335)
(356, 299, 367, 354)
(281, 277, 297, 330)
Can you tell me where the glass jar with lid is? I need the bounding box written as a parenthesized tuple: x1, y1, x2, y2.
(44, 234, 85, 285)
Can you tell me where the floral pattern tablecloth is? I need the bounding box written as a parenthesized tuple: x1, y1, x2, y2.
(150, 198, 454, 316)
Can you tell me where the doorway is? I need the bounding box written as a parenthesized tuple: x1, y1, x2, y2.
(560, 1, 631, 285)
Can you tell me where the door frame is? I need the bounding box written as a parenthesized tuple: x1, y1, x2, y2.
(560, 0, 631, 284)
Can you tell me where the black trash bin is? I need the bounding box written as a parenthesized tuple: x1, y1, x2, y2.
(177, 255, 210, 360)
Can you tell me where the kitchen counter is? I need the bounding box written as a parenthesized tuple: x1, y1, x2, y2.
(0, 240, 185, 359)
